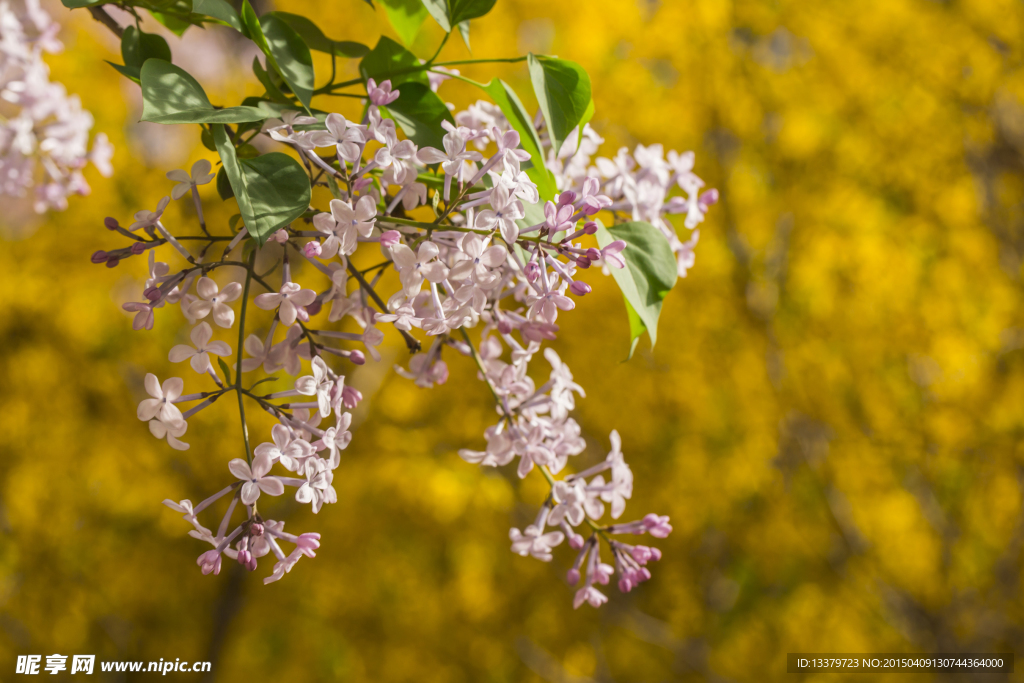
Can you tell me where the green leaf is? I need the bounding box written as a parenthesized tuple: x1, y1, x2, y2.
(259, 14, 315, 111)
(449, 0, 496, 26)
(216, 166, 234, 200)
(192, 0, 243, 31)
(150, 10, 193, 37)
(360, 36, 428, 85)
(250, 376, 280, 389)
(140, 60, 266, 124)
(271, 12, 368, 56)
(212, 124, 311, 246)
(527, 54, 592, 155)
(479, 78, 557, 201)
(420, 0, 450, 32)
(61, 0, 102, 7)
(458, 20, 471, 50)
(217, 357, 232, 385)
(110, 26, 172, 83)
(252, 56, 290, 103)
(594, 220, 678, 358)
(122, 26, 172, 69)
(382, 82, 454, 149)
(380, 0, 427, 47)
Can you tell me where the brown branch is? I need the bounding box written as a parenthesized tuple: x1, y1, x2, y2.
(87, 6, 124, 38)
(346, 261, 421, 353)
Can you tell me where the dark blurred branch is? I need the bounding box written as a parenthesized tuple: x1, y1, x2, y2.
(87, 6, 123, 38)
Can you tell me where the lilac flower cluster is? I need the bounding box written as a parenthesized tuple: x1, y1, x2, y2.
(0, 0, 112, 211)
(98, 78, 713, 602)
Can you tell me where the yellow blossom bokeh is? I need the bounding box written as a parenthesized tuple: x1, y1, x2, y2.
(2, 0, 1024, 680)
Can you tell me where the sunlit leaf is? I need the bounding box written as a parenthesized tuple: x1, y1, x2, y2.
(360, 36, 428, 85)
(594, 220, 678, 358)
(383, 82, 454, 149)
(271, 12, 369, 57)
(527, 54, 592, 155)
(191, 0, 243, 31)
(140, 60, 266, 124)
(380, 0, 428, 47)
(212, 125, 311, 246)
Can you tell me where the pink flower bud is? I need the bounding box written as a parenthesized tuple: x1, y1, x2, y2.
(698, 188, 719, 210)
(349, 350, 365, 365)
(570, 281, 591, 296)
(642, 513, 673, 538)
(306, 301, 322, 316)
(105, 257, 120, 268)
(586, 248, 601, 261)
(650, 547, 662, 561)
(567, 568, 580, 585)
(250, 523, 264, 536)
(246, 555, 258, 571)
(104, 217, 119, 230)
(237, 550, 252, 566)
(557, 190, 577, 206)
(497, 318, 513, 335)
(131, 242, 147, 255)
(576, 256, 591, 269)
(91, 250, 108, 264)
(303, 240, 322, 258)
(342, 384, 363, 409)
(296, 307, 310, 323)
(380, 230, 401, 248)
(197, 550, 222, 576)
(618, 578, 633, 593)
(271, 229, 289, 244)
(144, 286, 162, 301)
(523, 262, 540, 283)
(583, 221, 598, 235)
(568, 533, 585, 550)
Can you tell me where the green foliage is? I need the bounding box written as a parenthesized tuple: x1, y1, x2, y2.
(527, 54, 592, 155)
(421, 0, 496, 33)
(139, 60, 266, 124)
(379, 0, 428, 47)
(108, 26, 171, 83)
(191, 0, 243, 31)
(594, 220, 677, 357)
(258, 14, 316, 111)
(360, 36, 428, 85)
(212, 125, 311, 246)
(271, 12, 369, 57)
(383, 82, 454, 149)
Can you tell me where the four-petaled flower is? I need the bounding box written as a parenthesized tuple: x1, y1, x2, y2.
(168, 322, 232, 374)
(187, 277, 242, 328)
(137, 374, 184, 425)
(228, 452, 285, 505)
(255, 282, 317, 326)
(167, 159, 215, 200)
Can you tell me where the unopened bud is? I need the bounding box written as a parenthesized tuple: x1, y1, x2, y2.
(523, 262, 540, 283)
(576, 256, 591, 269)
(144, 286, 162, 301)
(105, 257, 120, 268)
(567, 568, 580, 586)
(557, 190, 577, 206)
(91, 250, 108, 264)
(249, 523, 264, 536)
(583, 221, 598, 235)
(131, 242, 147, 255)
(379, 230, 401, 249)
(305, 301, 322, 317)
(698, 188, 719, 210)
(104, 217, 119, 230)
(349, 350, 365, 365)
(303, 240, 322, 258)
(569, 281, 591, 296)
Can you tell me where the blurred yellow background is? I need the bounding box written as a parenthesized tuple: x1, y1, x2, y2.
(3, 0, 1024, 680)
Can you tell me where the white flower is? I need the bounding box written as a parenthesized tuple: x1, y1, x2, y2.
(187, 277, 243, 328)
(390, 242, 449, 295)
(475, 182, 524, 243)
(255, 282, 317, 326)
(136, 374, 184, 425)
(168, 322, 232, 374)
(295, 356, 335, 418)
(128, 196, 170, 231)
(167, 159, 215, 200)
(549, 480, 586, 526)
(509, 525, 564, 562)
(149, 417, 189, 450)
(253, 424, 315, 472)
(228, 451, 285, 505)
